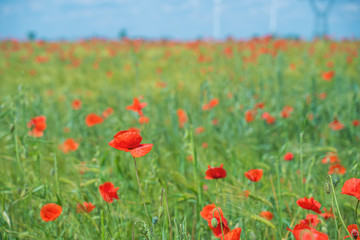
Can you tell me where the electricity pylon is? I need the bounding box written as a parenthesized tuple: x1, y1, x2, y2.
(307, 0, 335, 37)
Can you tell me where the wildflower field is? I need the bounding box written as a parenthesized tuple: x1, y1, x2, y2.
(1, 37, 360, 240)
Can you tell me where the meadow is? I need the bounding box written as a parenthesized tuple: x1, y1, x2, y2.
(0, 37, 360, 240)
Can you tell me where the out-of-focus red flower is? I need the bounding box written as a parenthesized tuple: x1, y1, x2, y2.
(59, 138, 79, 154)
(318, 92, 327, 100)
(287, 223, 329, 240)
(195, 126, 205, 134)
(284, 152, 294, 161)
(126, 97, 147, 116)
(212, 118, 219, 125)
(321, 152, 340, 164)
(281, 106, 294, 118)
(320, 208, 334, 220)
(262, 112, 276, 124)
(328, 164, 346, 175)
(27, 116, 47, 137)
(108, 130, 153, 158)
(40, 203, 62, 222)
(177, 109, 188, 128)
(128, 127, 141, 133)
(344, 224, 359, 239)
(156, 81, 167, 88)
(202, 142, 208, 148)
(259, 211, 273, 220)
(341, 178, 360, 201)
(300, 214, 320, 227)
(205, 163, 227, 180)
(72, 99, 82, 110)
(102, 107, 114, 118)
(255, 102, 265, 109)
(245, 169, 263, 182)
(139, 116, 150, 124)
(77, 202, 95, 213)
(322, 70, 335, 81)
(296, 197, 322, 214)
(289, 63, 296, 70)
(202, 98, 219, 111)
(200, 204, 230, 238)
(352, 120, 360, 127)
(329, 119, 345, 131)
(245, 110, 256, 123)
(85, 113, 103, 127)
(99, 182, 119, 203)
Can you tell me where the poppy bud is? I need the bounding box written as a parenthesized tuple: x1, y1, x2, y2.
(152, 216, 159, 225)
(211, 218, 218, 228)
(158, 206, 164, 218)
(324, 182, 331, 194)
(332, 175, 340, 187)
(321, 226, 328, 234)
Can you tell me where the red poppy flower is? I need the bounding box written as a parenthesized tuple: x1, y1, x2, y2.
(344, 224, 360, 239)
(320, 208, 334, 220)
(177, 109, 188, 128)
(205, 164, 227, 180)
(318, 92, 327, 100)
(200, 204, 230, 238)
(40, 203, 62, 222)
(245, 169, 263, 182)
(329, 119, 345, 131)
(260, 211, 273, 220)
(72, 99, 82, 110)
(202, 98, 219, 111)
(59, 138, 79, 154)
(353, 120, 360, 127)
(281, 106, 294, 118)
(139, 116, 149, 124)
(99, 182, 119, 203)
(322, 70, 335, 81)
(102, 107, 114, 118)
(328, 164, 346, 175)
(27, 116, 47, 137)
(222, 228, 242, 240)
(77, 202, 95, 213)
(108, 130, 153, 158)
(202, 142, 208, 148)
(195, 126, 205, 134)
(212, 118, 219, 125)
(245, 110, 256, 123)
(341, 178, 360, 201)
(284, 152, 294, 161)
(262, 112, 276, 124)
(321, 152, 340, 164)
(126, 97, 147, 116)
(287, 223, 329, 240)
(300, 214, 320, 227)
(255, 102, 265, 109)
(296, 197, 322, 214)
(85, 113, 103, 127)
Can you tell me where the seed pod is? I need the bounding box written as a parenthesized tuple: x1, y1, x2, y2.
(211, 218, 218, 228)
(158, 206, 164, 218)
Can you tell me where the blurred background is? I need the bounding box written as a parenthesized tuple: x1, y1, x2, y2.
(0, 0, 359, 40)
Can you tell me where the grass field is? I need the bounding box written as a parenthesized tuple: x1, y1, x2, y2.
(0, 37, 360, 239)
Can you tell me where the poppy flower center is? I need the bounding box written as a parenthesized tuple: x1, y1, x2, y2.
(352, 229, 359, 239)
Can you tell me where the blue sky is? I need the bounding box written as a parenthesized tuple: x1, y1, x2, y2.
(0, 0, 359, 40)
